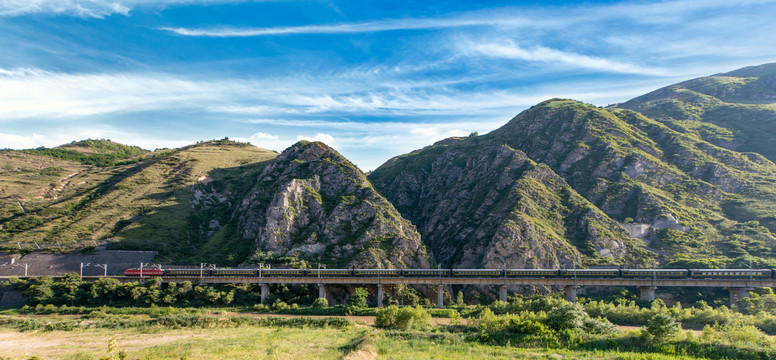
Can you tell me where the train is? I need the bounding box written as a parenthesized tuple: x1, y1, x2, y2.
(123, 267, 776, 279)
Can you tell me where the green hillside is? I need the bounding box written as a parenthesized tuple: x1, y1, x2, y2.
(372, 98, 776, 268)
(618, 63, 776, 163)
(0, 139, 278, 264)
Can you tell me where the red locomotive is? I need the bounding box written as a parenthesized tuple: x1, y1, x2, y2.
(123, 268, 164, 276)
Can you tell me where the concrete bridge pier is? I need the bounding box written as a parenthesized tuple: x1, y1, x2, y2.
(639, 286, 657, 301)
(317, 284, 326, 300)
(260, 284, 269, 304)
(437, 286, 444, 308)
(726, 287, 753, 306)
(498, 285, 507, 302)
(564, 285, 578, 302)
(377, 284, 384, 308)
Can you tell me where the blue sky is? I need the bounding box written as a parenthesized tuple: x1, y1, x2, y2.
(1, 0, 775, 170)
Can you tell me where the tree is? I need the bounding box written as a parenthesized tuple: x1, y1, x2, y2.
(546, 302, 587, 331)
(312, 298, 329, 309)
(456, 291, 465, 306)
(349, 287, 369, 308)
(646, 312, 681, 341)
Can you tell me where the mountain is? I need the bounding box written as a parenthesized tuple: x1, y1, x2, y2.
(371, 98, 776, 268)
(233, 141, 430, 268)
(4, 63, 776, 271)
(0, 139, 429, 268)
(618, 63, 776, 163)
(0, 139, 277, 264)
(369, 137, 647, 269)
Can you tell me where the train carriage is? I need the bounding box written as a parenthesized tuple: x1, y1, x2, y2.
(211, 268, 257, 277)
(353, 269, 401, 277)
(452, 269, 504, 277)
(506, 269, 560, 278)
(260, 269, 306, 277)
(403, 269, 450, 277)
(689, 269, 772, 279)
(309, 269, 352, 277)
(560, 269, 620, 278)
(621, 269, 688, 278)
(164, 268, 205, 277)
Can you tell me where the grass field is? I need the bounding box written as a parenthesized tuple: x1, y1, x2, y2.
(0, 325, 364, 359)
(0, 311, 770, 360)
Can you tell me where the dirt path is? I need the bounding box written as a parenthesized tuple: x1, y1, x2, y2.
(224, 312, 454, 326)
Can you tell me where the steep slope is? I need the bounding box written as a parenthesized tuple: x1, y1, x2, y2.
(236, 141, 430, 269)
(618, 63, 776, 163)
(370, 134, 650, 269)
(486, 100, 776, 266)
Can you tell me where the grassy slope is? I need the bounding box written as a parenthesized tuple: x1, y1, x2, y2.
(0, 139, 277, 263)
(618, 63, 776, 163)
(493, 100, 776, 265)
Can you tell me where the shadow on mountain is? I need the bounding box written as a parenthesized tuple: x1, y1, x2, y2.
(106, 158, 274, 267)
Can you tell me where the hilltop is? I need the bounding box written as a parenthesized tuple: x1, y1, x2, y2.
(618, 62, 776, 163)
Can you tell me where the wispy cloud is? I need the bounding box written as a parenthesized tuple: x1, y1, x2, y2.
(0, 66, 661, 122)
(160, 16, 543, 37)
(0, 0, 258, 18)
(464, 40, 667, 76)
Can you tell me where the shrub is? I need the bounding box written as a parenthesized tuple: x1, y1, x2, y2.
(546, 302, 587, 331)
(582, 317, 617, 335)
(312, 298, 329, 309)
(646, 312, 681, 341)
(348, 287, 369, 308)
(375, 305, 431, 330)
(506, 318, 551, 335)
(456, 291, 465, 306)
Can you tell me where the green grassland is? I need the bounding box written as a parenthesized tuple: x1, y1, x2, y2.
(0, 302, 774, 360)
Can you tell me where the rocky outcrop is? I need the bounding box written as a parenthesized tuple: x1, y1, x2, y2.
(238, 141, 430, 268)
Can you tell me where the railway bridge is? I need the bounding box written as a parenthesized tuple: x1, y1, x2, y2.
(4, 275, 768, 308)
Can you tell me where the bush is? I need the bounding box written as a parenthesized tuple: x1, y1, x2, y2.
(646, 312, 681, 341)
(546, 302, 587, 331)
(375, 305, 431, 330)
(583, 317, 617, 335)
(348, 287, 369, 308)
(506, 317, 551, 335)
(312, 298, 328, 309)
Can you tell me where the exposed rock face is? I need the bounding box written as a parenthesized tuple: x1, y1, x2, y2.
(238, 141, 430, 268)
(371, 137, 645, 269)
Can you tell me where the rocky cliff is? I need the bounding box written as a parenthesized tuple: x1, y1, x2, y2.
(236, 141, 430, 268)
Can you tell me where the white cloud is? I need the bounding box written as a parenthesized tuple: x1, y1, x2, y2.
(297, 133, 335, 144)
(464, 40, 666, 76)
(0, 127, 192, 151)
(0, 0, 256, 18)
(160, 16, 543, 37)
(0, 66, 664, 123)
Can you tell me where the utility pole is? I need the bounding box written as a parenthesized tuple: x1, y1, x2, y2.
(80, 262, 90, 281)
(95, 264, 107, 277)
